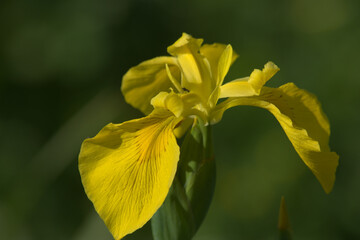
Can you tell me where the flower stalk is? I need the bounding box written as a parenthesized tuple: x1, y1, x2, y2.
(152, 119, 215, 240)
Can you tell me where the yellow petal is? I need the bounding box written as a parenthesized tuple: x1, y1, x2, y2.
(248, 61, 279, 92)
(217, 44, 235, 86)
(151, 91, 184, 118)
(200, 43, 238, 86)
(219, 61, 279, 98)
(167, 33, 212, 101)
(121, 56, 181, 115)
(165, 63, 183, 93)
(174, 118, 194, 138)
(79, 110, 181, 239)
(219, 77, 256, 98)
(200, 43, 238, 107)
(211, 83, 339, 193)
(167, 33, 204, 85)
(150, 90, 208, 124)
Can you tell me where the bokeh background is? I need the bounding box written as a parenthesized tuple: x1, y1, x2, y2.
(1, 0, 359, 239)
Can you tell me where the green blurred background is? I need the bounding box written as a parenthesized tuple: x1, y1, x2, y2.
(1, 0, 359, 239)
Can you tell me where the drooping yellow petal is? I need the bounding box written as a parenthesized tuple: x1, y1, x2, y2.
(121, 56, 181, 115)
(167, 33, 213, 101)
(79, 110, 181, 239)
(219, 61, 279, 98)
(211, 83, 339, 193)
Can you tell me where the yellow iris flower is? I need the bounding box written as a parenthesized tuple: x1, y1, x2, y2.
(79, 33, 339, 239)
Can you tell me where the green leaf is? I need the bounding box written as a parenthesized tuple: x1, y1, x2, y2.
(151, 120, 216, 240)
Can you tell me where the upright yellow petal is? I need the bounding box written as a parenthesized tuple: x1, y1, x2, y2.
(79, 110, 181, 239)
(217, 44, 236, 86)
(200, 43, 238, 86)
(211, 83, 339, 193)
(122, 57, 181, 115)
(204, 45, 237, 108)
(167, 33, 212, 101)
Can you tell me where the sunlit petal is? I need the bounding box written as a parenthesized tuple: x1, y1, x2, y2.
(200, 43, 238, 107)
(220, 62, 279, 98)
(79, 110, 181, 239)
(200, 43, 238, 86)
(151, 91, 184, 118)
(217, 44, 235, 86)
(211, 83, 338, 193)
(249, 61, 279, 92)
(167, 33, 212, 101)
